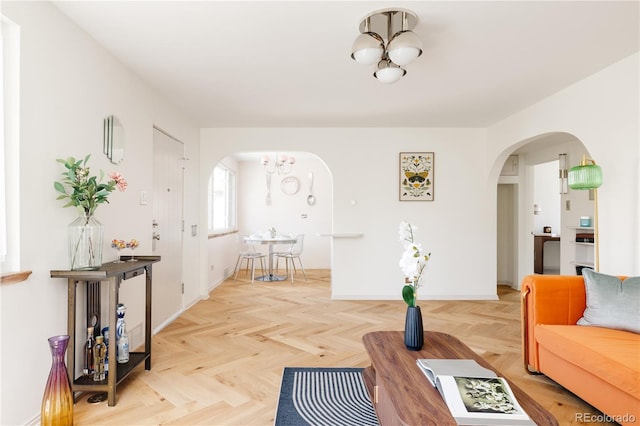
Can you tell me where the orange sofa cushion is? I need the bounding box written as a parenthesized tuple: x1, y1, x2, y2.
(535, 324, 640, 397)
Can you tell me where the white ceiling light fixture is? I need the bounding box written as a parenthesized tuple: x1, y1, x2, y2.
(351, 8, 423, 84)
(374, 59, 406, 84)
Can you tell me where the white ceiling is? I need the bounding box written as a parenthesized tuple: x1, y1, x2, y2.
(53, 1, 639, 128)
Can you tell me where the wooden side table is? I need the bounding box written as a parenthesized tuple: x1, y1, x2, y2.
(51, 256, 160, 406)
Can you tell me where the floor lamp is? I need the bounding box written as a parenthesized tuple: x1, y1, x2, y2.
(568, 155, 603, 271)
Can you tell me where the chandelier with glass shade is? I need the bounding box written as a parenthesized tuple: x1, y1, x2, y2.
(261, 153, 296, 175)
(351, 8, 423, 84)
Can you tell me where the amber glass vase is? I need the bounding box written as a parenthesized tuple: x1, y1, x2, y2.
(41, 335, 74, 426)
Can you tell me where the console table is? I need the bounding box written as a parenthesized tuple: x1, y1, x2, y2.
(362, 331, 558, 425)
(51, 256, 160, 406)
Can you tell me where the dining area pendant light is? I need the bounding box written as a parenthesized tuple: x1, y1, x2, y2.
(351, 8, 422, 83)
(262, 152, 296, 175)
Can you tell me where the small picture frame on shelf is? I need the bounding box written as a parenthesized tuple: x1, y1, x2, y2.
(399, 152, 434, 201)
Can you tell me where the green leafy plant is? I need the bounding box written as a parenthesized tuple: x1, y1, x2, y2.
(54, 155, 127, 216)
(399, 221, 431, 307)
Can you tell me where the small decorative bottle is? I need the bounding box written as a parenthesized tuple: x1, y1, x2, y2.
(93, 335, 106, 381)
(101, 326, 109, 376)
(83, 326, 95, 377)
(117, 323, 129, 363)
(116, 303, 130, 363)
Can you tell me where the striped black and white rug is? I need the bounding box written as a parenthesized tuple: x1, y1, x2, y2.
(274, 367, 380, 426)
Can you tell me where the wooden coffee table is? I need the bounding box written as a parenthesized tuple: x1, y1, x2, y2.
(362, 331, 558, 425)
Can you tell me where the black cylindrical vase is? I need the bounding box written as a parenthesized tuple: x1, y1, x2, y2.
(404, 306, 424, 351)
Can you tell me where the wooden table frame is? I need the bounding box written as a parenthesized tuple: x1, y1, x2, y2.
(51, 256, 160, 406)
(362, 331, 558, 425)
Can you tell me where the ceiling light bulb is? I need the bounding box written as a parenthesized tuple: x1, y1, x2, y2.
(387, 30, 423, 66)
(351, 32, 384, 65)
(373, 60, 406, 84)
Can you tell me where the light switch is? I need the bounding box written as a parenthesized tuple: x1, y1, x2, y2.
(140, 191, 148, 205)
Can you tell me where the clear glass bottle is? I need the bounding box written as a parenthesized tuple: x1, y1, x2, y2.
(117, 323, 129, 363)
(93, 335, 106, 382)
(101, 326, 109, 376)
(83, 326, 95, 377)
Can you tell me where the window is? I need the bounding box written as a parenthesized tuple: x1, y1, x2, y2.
(1, 15, 20, 273)
(208, 164, 236, 234)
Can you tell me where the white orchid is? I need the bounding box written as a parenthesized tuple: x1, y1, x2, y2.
(398, 221, 430, 307)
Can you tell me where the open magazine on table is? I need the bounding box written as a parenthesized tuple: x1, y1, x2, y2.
(416, 359, 535, 426)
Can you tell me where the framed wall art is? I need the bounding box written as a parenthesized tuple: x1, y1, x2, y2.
(399, 152, 434, 201)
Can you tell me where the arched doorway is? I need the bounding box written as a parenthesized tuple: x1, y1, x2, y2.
(205, 151, 333, 289)
(495, 132, 594, 289)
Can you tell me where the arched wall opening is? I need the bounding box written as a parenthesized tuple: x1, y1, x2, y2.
(205, 150, 333, 291)
(492, 132, 596, 289)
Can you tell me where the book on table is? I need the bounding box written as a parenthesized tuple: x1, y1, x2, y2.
(416, 359, 535, 425)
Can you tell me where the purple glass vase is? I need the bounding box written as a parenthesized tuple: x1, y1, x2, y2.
(41, 335, 74, 425)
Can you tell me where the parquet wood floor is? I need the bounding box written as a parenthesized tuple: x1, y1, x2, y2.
(73, 269, 616, 425)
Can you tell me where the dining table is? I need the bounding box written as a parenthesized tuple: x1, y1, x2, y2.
(244, 235, 297, 282)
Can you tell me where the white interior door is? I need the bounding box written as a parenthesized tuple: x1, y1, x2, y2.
(152, 127, 184, 330)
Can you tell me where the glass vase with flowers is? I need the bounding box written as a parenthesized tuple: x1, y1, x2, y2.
(54, 155, 127, 270)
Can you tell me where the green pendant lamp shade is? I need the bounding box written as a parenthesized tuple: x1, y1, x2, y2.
(568, 155, 602, 272)
(568, 156, 602, 190)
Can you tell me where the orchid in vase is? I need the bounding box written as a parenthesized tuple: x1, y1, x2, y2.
(399, 221, 431, 307)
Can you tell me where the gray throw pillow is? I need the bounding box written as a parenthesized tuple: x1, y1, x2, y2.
(577, 268, 640, 333)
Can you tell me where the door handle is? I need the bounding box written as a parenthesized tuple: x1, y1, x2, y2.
(153, 233, 161, 241)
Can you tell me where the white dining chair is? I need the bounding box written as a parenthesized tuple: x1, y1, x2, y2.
(232, 235, 266, 284)
(275, 234, 307, 283)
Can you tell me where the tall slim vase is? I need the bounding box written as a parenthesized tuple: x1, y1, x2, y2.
(404, 306, 424, 351)
(68, 213, 103, 270)
(41, 335, 74, 426)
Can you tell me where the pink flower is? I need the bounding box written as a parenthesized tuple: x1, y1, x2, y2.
(108, 172, 128, 192)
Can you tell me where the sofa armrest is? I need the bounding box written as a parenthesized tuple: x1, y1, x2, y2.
(521, 275, 586, 372)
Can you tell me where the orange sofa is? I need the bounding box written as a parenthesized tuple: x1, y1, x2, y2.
(521, 274, 640, 425)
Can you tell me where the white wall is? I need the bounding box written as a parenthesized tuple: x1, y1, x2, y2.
(533, 161, 560, 271)
(488, 53, 640, 279)
(237, 155, 332, 268)
(200, 128, 495, 301)
(533, 161, 560, 236)
(0, 3, 200, 424)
